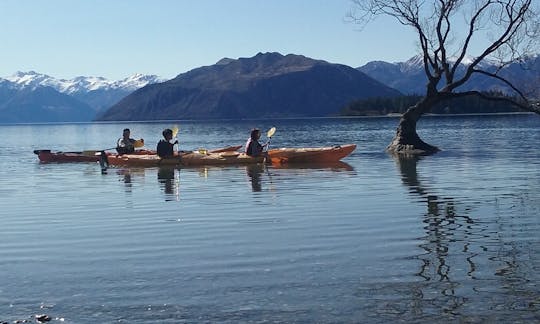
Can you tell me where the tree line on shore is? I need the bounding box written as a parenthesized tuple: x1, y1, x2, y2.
(341, 92, 524, 116)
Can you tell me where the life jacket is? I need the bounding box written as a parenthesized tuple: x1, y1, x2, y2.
(157, 139, 174, 158)
(245, 138, 263, 156)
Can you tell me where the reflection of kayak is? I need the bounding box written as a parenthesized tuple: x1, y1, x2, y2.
(107, 151, 264, 167)
(271, 161, 354, 171)
(268, 144, 356, 164)
(34, 145, 242, 163)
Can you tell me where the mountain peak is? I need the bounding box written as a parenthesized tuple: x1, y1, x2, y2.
(2, 72, 164, 94)
(216, 58, 235, 65)
(6, 71, 54, 88)
(99, 52, 401, 121)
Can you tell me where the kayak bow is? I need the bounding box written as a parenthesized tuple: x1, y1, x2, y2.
(267, 144, 356, 164)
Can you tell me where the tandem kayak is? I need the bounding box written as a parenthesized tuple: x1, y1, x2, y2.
(33, 149, 103, 163)
(34, 145, 242, 163)
(106, 151, 265, 167)
(267, 144, 356, 164)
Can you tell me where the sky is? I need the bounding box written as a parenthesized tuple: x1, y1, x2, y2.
(0, 0, 419, 80)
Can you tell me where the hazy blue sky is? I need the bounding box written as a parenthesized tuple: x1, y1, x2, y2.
(0, 0, 419, 80)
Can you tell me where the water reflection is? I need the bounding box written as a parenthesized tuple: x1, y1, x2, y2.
(387, 154, 540, 321)
(117, 168, 132, 188)
(394, 154, 473, 314)
(272, 161, 354, 171)
(245, 164, 264, 192)
(245, 161, 355, 192)
(158, 167, 180, 201)
(116, 168, 145, 191)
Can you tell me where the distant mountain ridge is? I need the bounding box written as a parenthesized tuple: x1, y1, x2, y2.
(0, 72, 164, 123)
(5, 71, 162, 94)
(358, 54, 540, 98)
(97, 52, 402, 121)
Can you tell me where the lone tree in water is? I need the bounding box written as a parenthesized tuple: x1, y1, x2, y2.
(350, 0, 540, 154)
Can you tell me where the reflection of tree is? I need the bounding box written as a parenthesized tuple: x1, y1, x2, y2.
(158, 167, 179, 201)
(391, 154, 540, 319)
(245, 164, 264, 192)
(394, 154, 471, 314)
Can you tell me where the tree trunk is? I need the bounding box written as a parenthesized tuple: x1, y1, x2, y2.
(386, 99, 440, 155)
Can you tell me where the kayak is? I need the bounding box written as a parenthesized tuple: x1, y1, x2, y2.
(34, 150, 94, 163)
(34, 149, 155, 163)
(34, 145, 242, 163)
(106, 151, 264, 167)
(267, 144, 356, 164)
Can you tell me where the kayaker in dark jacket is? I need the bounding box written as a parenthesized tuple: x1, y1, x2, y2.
(245, 128, 268, 157)
(116, 128, 144, 155)
(157, 128, 178, 158)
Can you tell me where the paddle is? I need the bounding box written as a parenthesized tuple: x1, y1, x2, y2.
(82, 138, 145, 156)
(265, 127, 276, 150)
(171, 125, 180, 152)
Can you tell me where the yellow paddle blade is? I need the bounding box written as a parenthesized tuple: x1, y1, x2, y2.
(172, 125, 179, 137)
(134, 139, 144, 148)
(267, 127, 276, 138)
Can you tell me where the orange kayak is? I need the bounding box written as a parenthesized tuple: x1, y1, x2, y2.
(268, 144, 356, 164)
(34, 145, 242, 163)
(33, 149, 155, 163)
(106, 150, 264, 167)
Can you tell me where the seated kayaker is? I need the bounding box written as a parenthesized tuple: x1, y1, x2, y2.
(116, 128, 144, 155)
(157, 128, 178, 158)
(245, 128, 268, 158)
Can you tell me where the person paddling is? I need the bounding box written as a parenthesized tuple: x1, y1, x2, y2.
(245, 128, 269, 158)
(157, 128, 178, 158)
(116, 128, 144, 155)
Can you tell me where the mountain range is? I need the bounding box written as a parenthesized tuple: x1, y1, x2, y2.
(0, 72, 163, 123)
(1, 52, 538, 123)
(358, 54, 540, 98)
(97, 52, 401, 121)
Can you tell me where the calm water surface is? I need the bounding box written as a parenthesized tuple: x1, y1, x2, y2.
(0, 115, 539, 323)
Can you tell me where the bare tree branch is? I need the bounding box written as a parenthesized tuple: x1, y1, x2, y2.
(349, 0, 540, 154)
(471, 68, 528, 100)
(450, 90, 540, 114)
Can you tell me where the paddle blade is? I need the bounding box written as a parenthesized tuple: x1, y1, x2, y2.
(172, 125, 179, 137)
(267, 127, 276, 138)
(134, 139, 144, 148)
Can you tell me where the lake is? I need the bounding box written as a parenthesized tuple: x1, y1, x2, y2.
(0, 114, 539, 323)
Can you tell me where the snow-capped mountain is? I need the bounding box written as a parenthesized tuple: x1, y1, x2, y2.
(0, 71, 166, 123)
(4, 71, 164, 95)
(358, 54, 540, 97)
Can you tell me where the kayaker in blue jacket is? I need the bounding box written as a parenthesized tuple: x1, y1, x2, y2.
(157, 128, 178, 158)
(245, 128, 268, 157)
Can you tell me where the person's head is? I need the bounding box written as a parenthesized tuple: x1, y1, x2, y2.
(250, 128, 261, 140)
(122, 128, 131, 138)
(162, 128, 173, 140)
